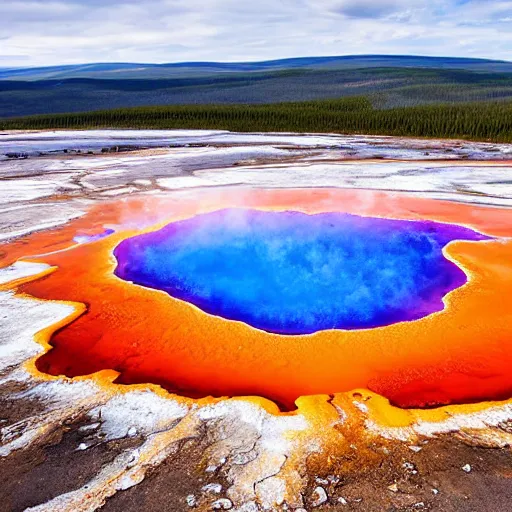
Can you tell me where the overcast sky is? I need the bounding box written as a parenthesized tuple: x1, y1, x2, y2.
(1, 0, 512, 67)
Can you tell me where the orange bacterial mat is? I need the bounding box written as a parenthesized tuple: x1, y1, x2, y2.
(3, 188, 512, 411)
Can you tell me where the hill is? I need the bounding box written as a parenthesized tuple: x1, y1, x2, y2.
(1, 55, 512, 119)
(2, 55, 512, 81)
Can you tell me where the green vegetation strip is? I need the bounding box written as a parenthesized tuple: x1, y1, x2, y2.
(1, 97, 512, 142)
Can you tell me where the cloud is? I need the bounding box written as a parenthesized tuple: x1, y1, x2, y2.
(333, 0, 412, 19)
(0, 0, 510, 67)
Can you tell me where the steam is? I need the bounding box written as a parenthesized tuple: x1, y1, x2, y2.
(114, 208, 489, 335)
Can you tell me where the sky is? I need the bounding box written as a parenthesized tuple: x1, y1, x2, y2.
(1, 0, 511, 67)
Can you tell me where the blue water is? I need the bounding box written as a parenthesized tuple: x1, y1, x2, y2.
(114, 209, 488, 335)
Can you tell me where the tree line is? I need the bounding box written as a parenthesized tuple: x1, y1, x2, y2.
(1, 97, 511, 142)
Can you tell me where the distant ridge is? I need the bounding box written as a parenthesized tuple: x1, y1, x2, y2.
(2, 55, 512, 81)
(2, 55, 512, 118)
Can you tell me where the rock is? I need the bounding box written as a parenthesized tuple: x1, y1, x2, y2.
(403, 461, 418, 475)
(338, 496, 348, 505)
(432, 488, 439, 495)
(408, 445, 423, 453)
(462, 464, 472, 473)
(212, 498, 233, 510)
(127, 426, 137, 437)
(413, 503, 425, 509)
(388, 483, 399, 493)
(6, 153, 29, 159)
(311, 486, 328, 507)
(126, 448, 140, 468)
(77, 443, 88, 451)
(78, 422, 100, 433)
(186, 495, 196, 507)
(202, 483, 223, 494)
(234, 503, 259, 512)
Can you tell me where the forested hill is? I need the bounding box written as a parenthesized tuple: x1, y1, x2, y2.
(2, 55, 512, 118)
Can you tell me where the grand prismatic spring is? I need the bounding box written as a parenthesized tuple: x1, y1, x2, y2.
(1, 130, 512, 511)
